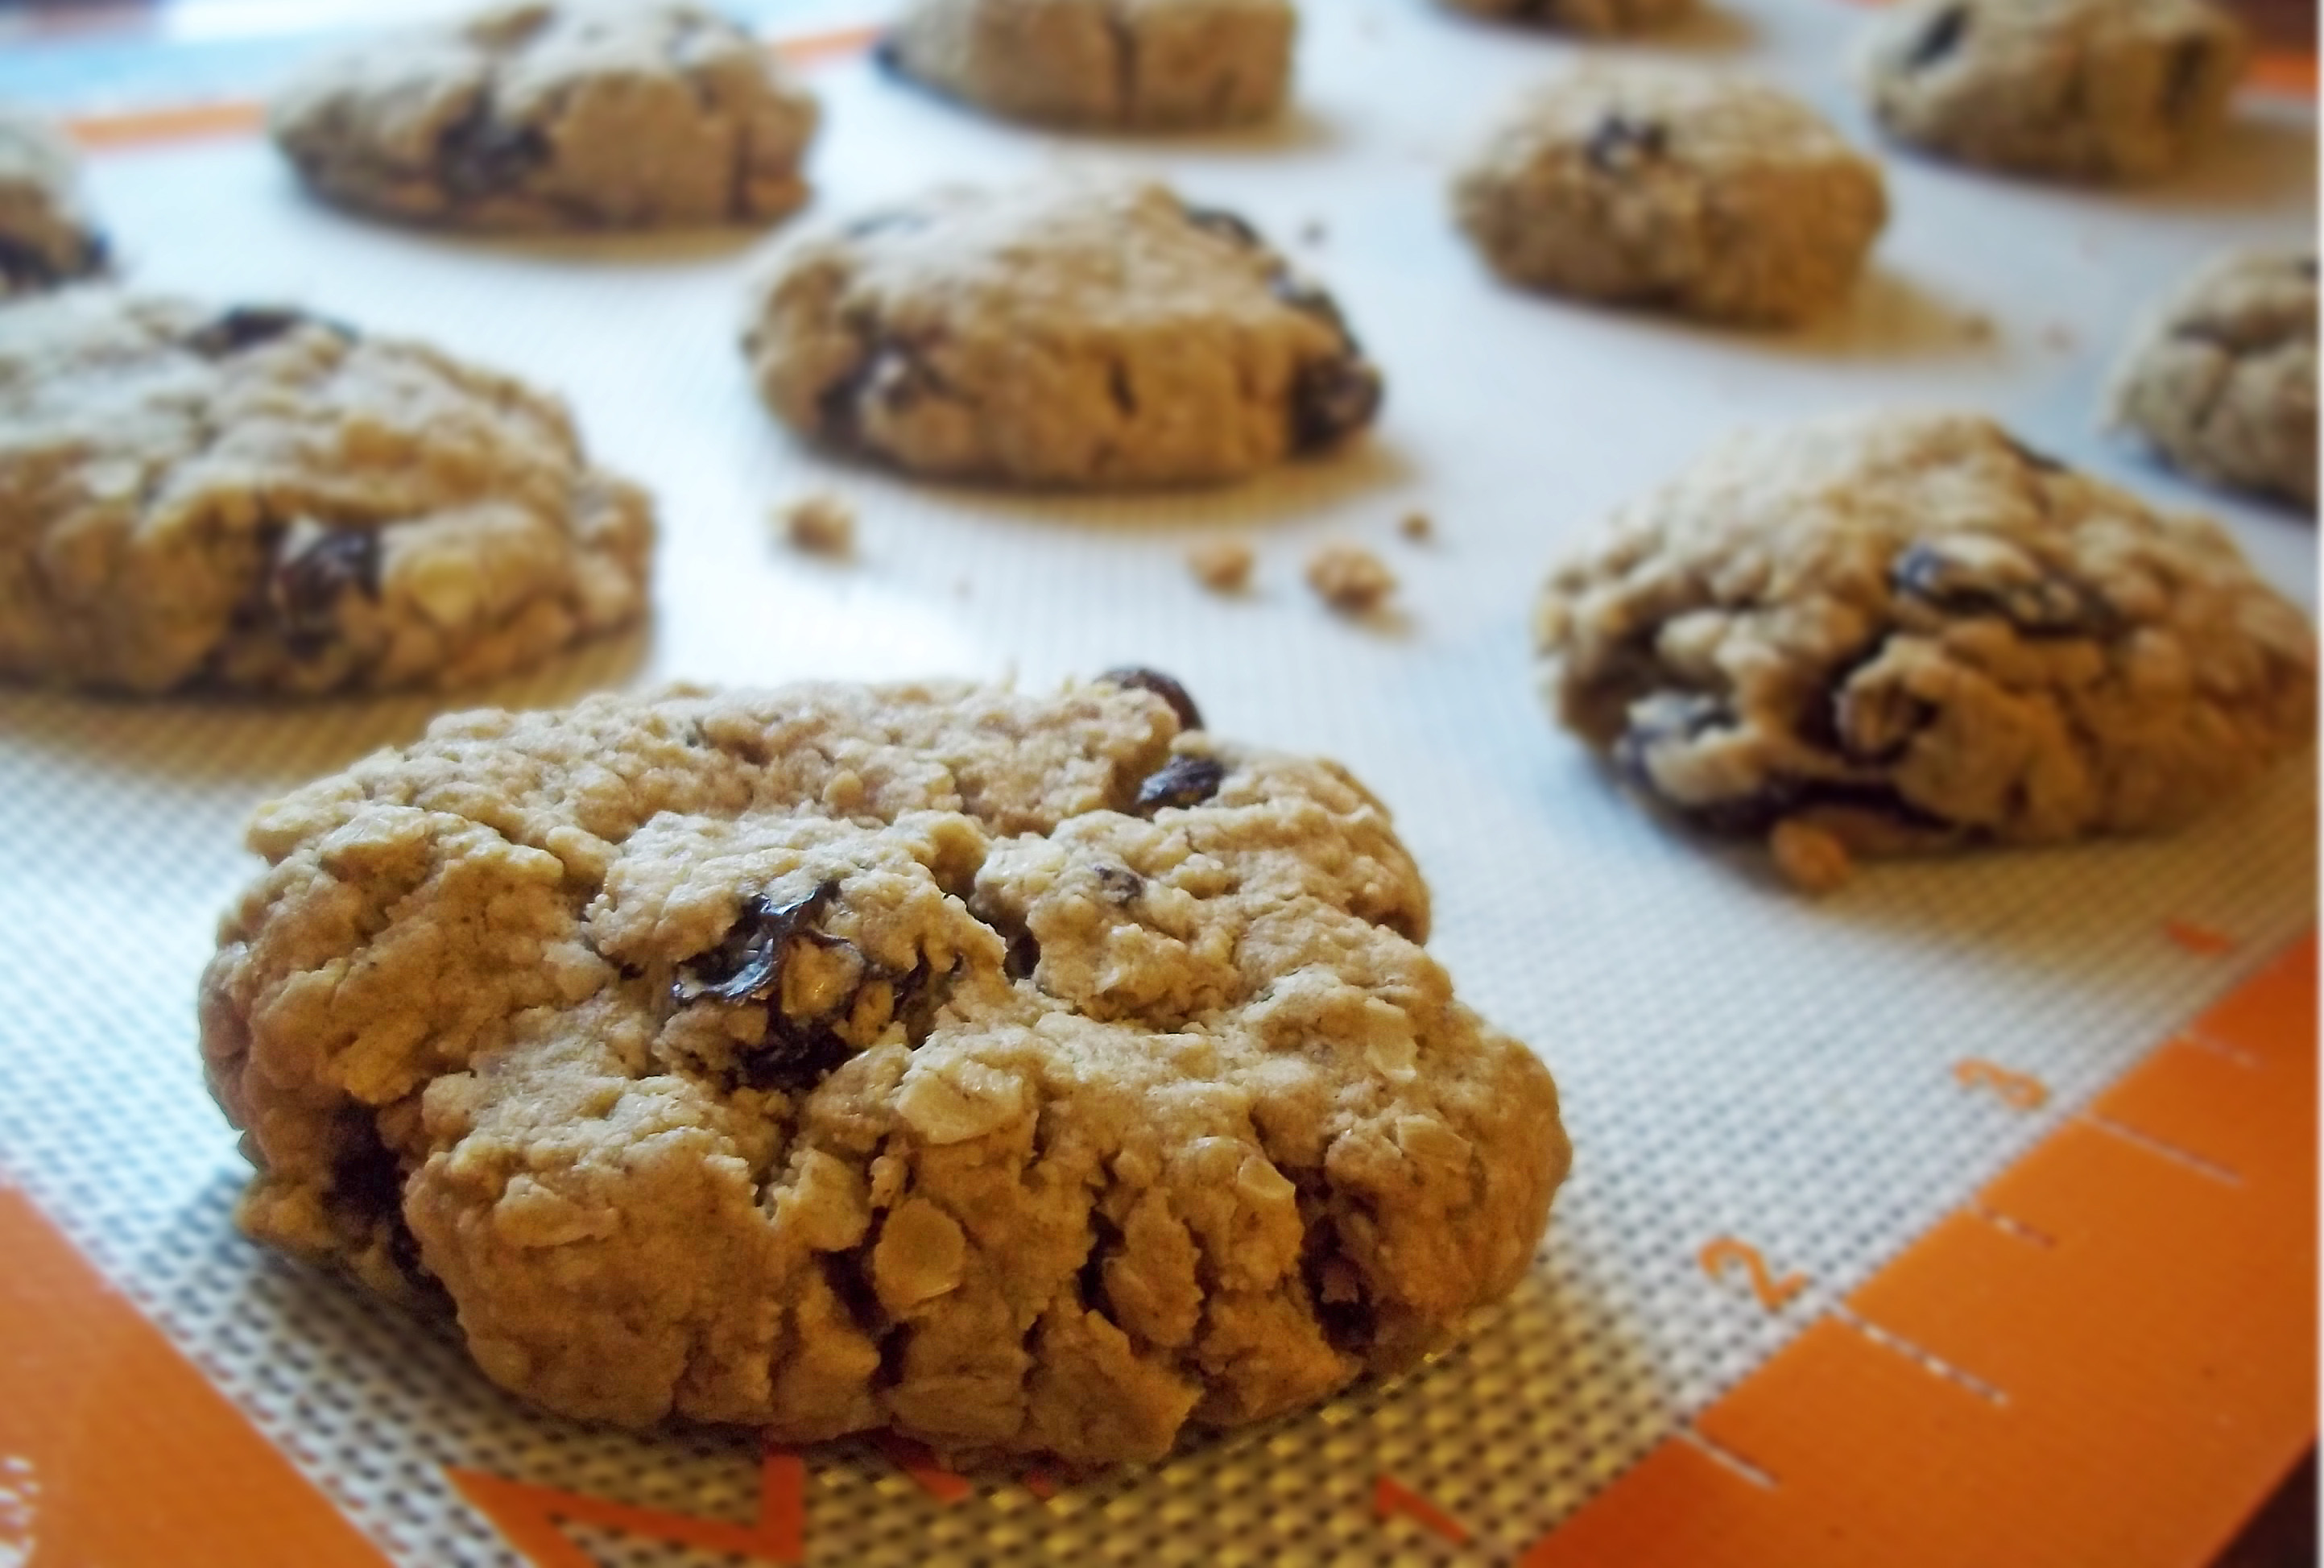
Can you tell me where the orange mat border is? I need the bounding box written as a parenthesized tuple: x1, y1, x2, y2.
(0, 1183, 393, 1566)
(61, 26, 882, 150)
(0, 929, 2309, 1566)
(52, 14, 2321, 151)
(1520, 932, 2318, 1568)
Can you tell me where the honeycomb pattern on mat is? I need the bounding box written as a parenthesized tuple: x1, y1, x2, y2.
(0, 669, 2310, 1566)
(1, 0, 2315, 1561)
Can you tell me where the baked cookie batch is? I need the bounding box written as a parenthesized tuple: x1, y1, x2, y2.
(0, 0, 2311, 1468)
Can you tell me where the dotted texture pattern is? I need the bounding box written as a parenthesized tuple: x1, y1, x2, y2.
(0, 2, 2314, 1564)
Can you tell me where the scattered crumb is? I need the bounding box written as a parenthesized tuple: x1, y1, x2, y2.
(1299, 218, 1328, 246)
(772, 491, 854, 556)
(1957, 312, 1995, 345)
(2041, 323, 2076, 353)
(1398, 510, 1433, 542)
(953, 576, 972, 598)
(1186, 537, 1256, 593)
(1305, 542, 1396, 614)
(1770, 821, 1853, 895)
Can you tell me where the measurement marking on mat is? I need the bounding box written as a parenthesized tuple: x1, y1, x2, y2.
(448, 1442, 805, 1568)
(2082, 1113, 2242, 1186)
(1952, 1059, 2049, 1111)
(1373, 1474, 1471, 1545)
(1834, 1307, 2007, 1406)
(2164, 920, 2237, 957)
(1699, 1237, 1809, 1313)
(2180, 1030, 2265, 1069)
(1675, 1425, 1776, 1490)
(875, 1434, 974, 1504)
(1970, 1205, 2055, 1249)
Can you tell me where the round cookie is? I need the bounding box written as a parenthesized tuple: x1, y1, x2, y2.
(270, 0, 821, 230)
(2111, 248, 2317, 510)
(1434, 0, 1693, 35)
(0, 108, 108, 299)
(879, 0, 1295, 129)
(1534, 412, 2317, 889)
(1859, 0, 2249, 181)
(742, 179, 1384, 487)
(0, 290, 652, 694)
(1454, 67, 1889, 325)
(199, 676, 1571, 1462)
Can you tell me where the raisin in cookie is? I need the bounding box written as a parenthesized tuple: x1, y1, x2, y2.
(270, 0, 820, 230)
(743, 179, 1383, 487)
(0, 108, 108, 299)
(1860, 0, 2248, 181)
(1455, 68, 1888, 326)
(1534, 412, 2316, 889)
(2112, 249, 2317, 510)
(199, 676, 1569, 1462)
(0, 290, 651, 693)
(879, 0, 1295, 129)
(1434, 0, 1692, 35)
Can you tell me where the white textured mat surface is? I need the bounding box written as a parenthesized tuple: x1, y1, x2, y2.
(0, 2, 2314, 1563)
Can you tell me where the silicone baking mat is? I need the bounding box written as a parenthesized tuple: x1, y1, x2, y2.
(0, 2, 2314, 1564)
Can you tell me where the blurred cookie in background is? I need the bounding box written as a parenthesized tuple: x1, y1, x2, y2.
(2113, 249, 2318, 511)
(742, 179, 1383, 487)
(1456, 67, 1888, 325)
(0, 106, 108, 299)
(878, 0, 1295, 128)
(271, 0, 821, 230)
(1859, 0, 2249, 181)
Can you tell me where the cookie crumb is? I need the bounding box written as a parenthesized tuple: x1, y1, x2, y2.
(1300, 218, 1327, 246)
(1958, 312, 1995, 344)
(2041, 323, 2076, 353)
(1305, 543, 1396, 614)
(1398, 510, 1433, 542)
(774, 492, 855, 556)
(1770, 820, 1854, 894)
(1187, 538, 1255, 593)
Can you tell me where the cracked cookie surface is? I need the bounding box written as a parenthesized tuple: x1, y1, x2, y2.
(0, 289, 651, 693)
(1534, 412, 2316, 888)
(1859, 0, 2247, 180)
(270, 0, 821, 230)
(1454, 67, 1888, 326)
(742, 178, 1384, 487)
(880, 0, 1296, 129)
(0, 108, 108, 299)
(2112, 248, 2318, 510)
(200, 678, 1569, 1461)
(1434, 0, 1692, 34)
